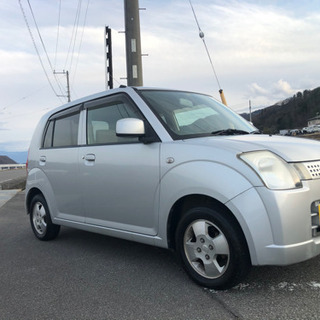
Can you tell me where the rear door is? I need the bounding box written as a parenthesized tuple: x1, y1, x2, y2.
(79, 93, 161, 235)
(40, 105, 84, 222)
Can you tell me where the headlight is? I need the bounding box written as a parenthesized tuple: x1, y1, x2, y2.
(239, 151, 303, 190)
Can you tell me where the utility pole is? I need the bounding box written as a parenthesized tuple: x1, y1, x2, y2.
(124, 0, 143, 86)
(54, 70, 71, 102)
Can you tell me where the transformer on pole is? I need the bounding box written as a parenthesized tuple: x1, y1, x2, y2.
(124, 0, 143, 86)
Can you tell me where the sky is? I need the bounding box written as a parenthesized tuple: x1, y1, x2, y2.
(1, 0, 320, 153)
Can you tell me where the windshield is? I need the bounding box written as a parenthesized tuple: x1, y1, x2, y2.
(138, 90, 256, 139)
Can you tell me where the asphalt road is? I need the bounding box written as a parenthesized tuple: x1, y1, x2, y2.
(0, 168, 26, 183)
(1, 192, 320, 320)
(0, 169, 26, 190)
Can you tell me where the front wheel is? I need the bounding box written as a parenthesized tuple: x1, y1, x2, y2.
(30, 194, 60, 241)
(175, 206, 251, 290)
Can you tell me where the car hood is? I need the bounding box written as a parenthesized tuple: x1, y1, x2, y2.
(185, 134, 320, 162)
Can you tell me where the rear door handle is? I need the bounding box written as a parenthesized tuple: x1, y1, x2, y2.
(39, 156, 46, 165)
(83, 154, 96, 162)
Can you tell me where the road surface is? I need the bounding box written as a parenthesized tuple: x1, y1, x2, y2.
(0, 192, 320, 320)
(0, 168, 26, 183)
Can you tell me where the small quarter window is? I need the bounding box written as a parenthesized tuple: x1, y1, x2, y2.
(43, 121, 54, 148)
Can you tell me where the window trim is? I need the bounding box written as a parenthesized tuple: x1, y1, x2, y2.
(49, 104, 82, 120)
(42, 120, 55, 149)
(41, 104, 82, 149)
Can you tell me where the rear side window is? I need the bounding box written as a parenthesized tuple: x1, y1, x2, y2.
(42, 106, 80, 148)
(53, 113, 79, 147)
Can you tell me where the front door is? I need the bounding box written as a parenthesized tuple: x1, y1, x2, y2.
(79, 94, 160, 235)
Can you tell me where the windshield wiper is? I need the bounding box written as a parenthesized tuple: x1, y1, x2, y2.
(250, 129, 261, 134)
(211, 129, 250, 136)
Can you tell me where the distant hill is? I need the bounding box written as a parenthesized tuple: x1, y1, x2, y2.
(0, 151, 27, 164)
(0, 155, 17, 165)
(241, 87, 320, 133)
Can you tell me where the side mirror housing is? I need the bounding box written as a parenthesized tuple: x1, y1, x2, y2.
(116, 118, 145, 136)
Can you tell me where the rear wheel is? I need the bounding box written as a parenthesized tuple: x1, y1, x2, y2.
(175, 206, 251, 290)
(30, 194, 60, 241)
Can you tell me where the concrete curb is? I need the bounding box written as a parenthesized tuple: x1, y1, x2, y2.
(0, 177, 26, 190)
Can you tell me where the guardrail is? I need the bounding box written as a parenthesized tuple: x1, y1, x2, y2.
(0, 164, 26, 171)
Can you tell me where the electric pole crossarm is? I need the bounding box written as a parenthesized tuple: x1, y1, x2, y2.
(53, 70, 71, 102)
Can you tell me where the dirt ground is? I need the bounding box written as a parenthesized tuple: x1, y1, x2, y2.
(300, 133, 320, 141)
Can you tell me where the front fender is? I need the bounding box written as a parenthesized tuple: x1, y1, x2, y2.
(157, 160, 274, 265)
(157, 161, 252, 237)
(160, 160, 253, 206)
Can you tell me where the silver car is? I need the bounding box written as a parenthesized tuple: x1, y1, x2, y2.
(26, 87, 320, 290)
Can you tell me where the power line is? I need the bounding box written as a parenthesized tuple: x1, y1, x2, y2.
(27, 0, 53, 71)
(1, 84, 49, 112)
(26, 0, 65, 97)
(54, 0, 62, 69)
(19, 0, 91, 105)
(18, 0, 63, 102)
(71, 0, 90, 85)
(64, 0, 82, 71)
(1, 106, 53, 121)
(69, 0, 82, 72)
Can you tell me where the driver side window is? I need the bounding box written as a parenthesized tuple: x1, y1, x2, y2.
(86, 94, 143, 145)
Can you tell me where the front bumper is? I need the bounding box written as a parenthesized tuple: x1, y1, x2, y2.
(227, 179, 320, 266)
(263, 237, 320, 265)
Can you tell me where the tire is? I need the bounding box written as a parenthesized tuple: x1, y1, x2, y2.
(30, 194, 60, 241)
(175, 206, 251, 290)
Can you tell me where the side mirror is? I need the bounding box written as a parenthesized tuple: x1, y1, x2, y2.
(116, 118, 145, 136)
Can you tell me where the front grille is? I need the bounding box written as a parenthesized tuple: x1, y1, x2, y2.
(305, 161, 320, 179)
(311, 200, 320, 237)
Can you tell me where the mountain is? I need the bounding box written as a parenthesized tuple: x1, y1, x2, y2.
(0, 155, 17, 165)
(241, 87, 320, 133)
(0, 151, 28, 164)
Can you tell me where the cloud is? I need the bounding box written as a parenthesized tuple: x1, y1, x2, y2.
(0, 141, 30, 152)
(249, 79, 298, 100)
(249, 83, 269, 96)
(245, 79, 302, 110)
(138, 1, 320, 108)
(273, 79, 297, 96)
(1, 0, 320, 151)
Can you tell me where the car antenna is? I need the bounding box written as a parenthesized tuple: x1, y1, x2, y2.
(188, 0, 227, 106)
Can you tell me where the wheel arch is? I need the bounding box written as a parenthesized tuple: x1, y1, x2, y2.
(172, 196, 252, 289)
(167, 194, 249, 254)
(26, 187, 44, 214)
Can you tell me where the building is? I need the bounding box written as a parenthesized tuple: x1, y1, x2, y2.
(308, 115, 320, 126)
(0, 156, 25, 170)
